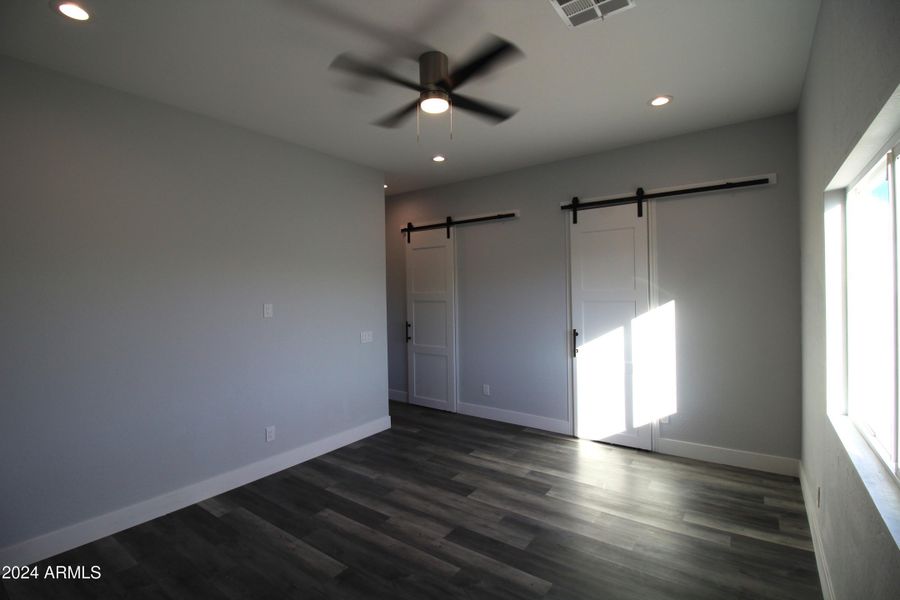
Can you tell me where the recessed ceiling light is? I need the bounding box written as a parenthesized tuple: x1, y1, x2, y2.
(54, 2, 90, 21)
(432, 155, 446, 163)
(649, 95, 673, 107)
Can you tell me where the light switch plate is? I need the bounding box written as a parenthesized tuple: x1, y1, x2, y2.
(361, 331, 373, 343)
(482, 384, 491, 396)
(265, 426, 275, 442)
(263, 303, 273, 318)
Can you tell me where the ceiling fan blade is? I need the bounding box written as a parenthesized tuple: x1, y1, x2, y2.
(444, 35, 523, 91)
(450, 93, 517, 124)
(300, 0, 432, 60)
(373, 100, 419, 128)
(330, 54, 423, 92)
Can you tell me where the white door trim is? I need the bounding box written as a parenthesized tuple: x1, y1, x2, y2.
(647, 198, 662, 452)
(564, 211, 576, 436)
(451, 228, 460, 412)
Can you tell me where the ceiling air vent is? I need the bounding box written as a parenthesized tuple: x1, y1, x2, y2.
(549, 0, 635, 28)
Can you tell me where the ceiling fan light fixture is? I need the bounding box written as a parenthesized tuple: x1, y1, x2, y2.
(330, 36, 521, 128)
(420, 90, 450, 115)
(53, 1, 90, 20)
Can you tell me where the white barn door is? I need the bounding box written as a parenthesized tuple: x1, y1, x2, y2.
(570, 204, 652, 449)
(406, 228, 457, 412)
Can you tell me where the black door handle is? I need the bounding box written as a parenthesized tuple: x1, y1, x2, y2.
(573, 328, 579, 358)
(406, 321, 412, 343)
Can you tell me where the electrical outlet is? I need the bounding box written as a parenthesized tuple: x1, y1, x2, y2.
(482, 384, 491, 396)
(266, 426, 275, 442)
(263, 303, 273, 319)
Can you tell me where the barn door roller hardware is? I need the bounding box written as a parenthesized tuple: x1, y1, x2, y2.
(402, 212, 518, 243)
(562, 176, 773, 224)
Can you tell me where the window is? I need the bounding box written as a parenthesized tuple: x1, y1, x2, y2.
(843, 145, 899, 477)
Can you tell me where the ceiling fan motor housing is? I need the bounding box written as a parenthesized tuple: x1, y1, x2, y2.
(419, 51, 449, 89)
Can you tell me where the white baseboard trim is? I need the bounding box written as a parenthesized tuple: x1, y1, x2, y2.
(458, 402, 571, 435)
(799, 464, 835, 600)
(388, 388, 408, 402)
(656, 437, 799, 477)
(0, 415, 391, 567)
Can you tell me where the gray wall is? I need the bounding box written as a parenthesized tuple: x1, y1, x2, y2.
(798, 0, 900, 598)
(386, 113, 801, 459)
(0, 56, 388, 549)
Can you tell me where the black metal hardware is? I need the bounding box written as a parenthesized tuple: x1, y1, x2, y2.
(572, 328, 579, 358)
(406, 321, 412, 343)
(636, 187, 644, 218)
(561, 177, 771, 216)
(401, 212, 517, 242)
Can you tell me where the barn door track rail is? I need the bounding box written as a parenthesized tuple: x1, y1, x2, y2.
(402, 211, 518, 242)
(561, 174, 775, 224)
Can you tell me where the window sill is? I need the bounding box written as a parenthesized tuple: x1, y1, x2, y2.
(829, 413, 900, 548)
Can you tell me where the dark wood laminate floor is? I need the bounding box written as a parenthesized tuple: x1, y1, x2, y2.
(4, 402, 821, 599)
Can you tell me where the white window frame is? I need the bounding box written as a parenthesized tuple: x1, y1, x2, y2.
(840, 141, 900, 483)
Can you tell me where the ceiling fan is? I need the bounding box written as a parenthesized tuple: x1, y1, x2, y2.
(330, 36, 523, 128)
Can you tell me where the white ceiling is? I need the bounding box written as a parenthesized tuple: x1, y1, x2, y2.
(0, 0, 820, 194)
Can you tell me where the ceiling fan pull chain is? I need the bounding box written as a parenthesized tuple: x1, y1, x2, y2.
(449, 98, 453, 141)
(416, 103, 420, 145)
